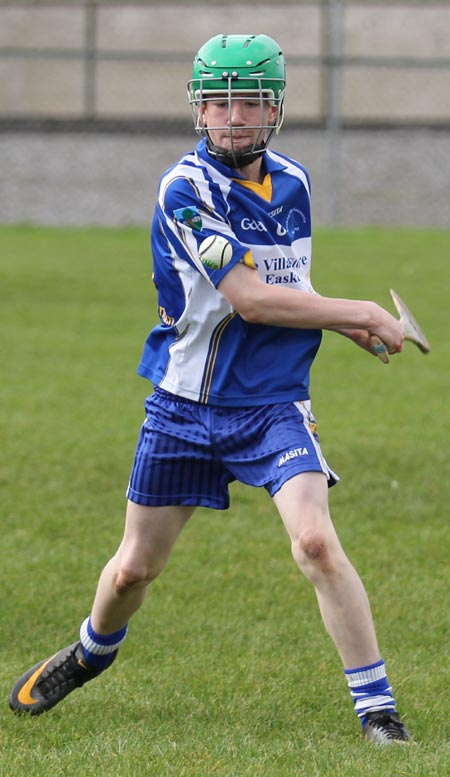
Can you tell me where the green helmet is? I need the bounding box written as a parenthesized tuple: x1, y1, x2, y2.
(189, 34, 285, 102)
(187, 34, 286, 168)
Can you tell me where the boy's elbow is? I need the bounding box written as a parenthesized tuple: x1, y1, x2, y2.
(235, 298, 267, 324)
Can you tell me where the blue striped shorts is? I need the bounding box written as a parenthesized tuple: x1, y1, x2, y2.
(126, 389, 338, 509)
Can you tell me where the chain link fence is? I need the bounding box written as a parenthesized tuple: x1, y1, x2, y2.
(1, 0, 449, 226)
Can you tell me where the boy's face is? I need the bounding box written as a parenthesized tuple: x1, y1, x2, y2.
(201, 93, 278, 153)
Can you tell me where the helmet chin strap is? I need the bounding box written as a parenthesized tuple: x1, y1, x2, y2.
(205, 139, 266, 168)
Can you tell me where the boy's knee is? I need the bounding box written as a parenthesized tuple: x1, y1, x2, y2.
(114, 560, 162, 594)
(292, 529, 337, 578)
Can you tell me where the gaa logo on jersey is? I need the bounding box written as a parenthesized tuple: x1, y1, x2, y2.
(241, 217, 267, 232)
(174, 206, 203, 231)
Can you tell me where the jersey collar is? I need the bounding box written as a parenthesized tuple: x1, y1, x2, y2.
(196, 139, 287, 177)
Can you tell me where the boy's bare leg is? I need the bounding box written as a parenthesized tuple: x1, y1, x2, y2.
(273, 472, 380, 668)
(90, 501, 194, 634)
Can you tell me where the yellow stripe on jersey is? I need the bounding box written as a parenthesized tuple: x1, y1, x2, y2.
(243, 249, 256, 268)
(232, 173, 273, 202)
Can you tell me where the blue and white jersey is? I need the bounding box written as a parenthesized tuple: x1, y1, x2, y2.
(137, 139, 322, 406)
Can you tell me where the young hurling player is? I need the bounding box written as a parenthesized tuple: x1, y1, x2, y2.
(10, 34, 410, 744)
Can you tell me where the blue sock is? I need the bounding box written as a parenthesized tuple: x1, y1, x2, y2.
(79, 616, 128, 669)
(344, 659, 396, 726)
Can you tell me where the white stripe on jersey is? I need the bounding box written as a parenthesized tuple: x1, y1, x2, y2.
(159, 253, 234, 400)
(266, 150, 311, 195)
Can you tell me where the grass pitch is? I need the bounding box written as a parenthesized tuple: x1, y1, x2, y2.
(0, 226, 449, 776)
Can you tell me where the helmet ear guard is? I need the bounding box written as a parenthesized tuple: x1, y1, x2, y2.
(188, 34, 286, 168)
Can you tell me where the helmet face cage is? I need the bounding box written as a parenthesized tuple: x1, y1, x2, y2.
(187, 34, 286, 168)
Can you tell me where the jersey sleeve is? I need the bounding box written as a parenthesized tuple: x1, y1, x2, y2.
(155, 173, 250, 288)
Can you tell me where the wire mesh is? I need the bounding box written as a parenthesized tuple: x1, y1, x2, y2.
(0, 1, 449, 226)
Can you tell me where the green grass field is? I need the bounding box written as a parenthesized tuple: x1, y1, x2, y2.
(1, 226, 449, 776)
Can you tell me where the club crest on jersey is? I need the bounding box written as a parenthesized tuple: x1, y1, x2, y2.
(286, 208, 307, 237)
(174, 206, 203, 231)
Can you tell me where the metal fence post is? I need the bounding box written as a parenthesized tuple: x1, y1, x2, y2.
(324, 0, 344, 226)
(84, 1, 98, 119)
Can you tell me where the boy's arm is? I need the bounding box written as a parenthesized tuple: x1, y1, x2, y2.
(218, 262, 404, 354)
